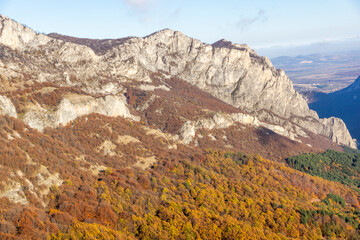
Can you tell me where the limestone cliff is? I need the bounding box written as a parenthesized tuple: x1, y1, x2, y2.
(0, 16, 50, 50)
(22, 94, 138, 132)
(0, 95, 17, 118)
(0, 15, 356, 148)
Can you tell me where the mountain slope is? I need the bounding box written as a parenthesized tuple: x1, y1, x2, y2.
(0, 15, 360, 239)
(0, 115, 359, 239)
(305, 76, 360, 143)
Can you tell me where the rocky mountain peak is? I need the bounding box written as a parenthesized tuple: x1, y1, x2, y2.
(144, 28, 178, 38)
(212, 39, 251, 51)
(212, 38, 232, 47)
(0, 15, 50, 50)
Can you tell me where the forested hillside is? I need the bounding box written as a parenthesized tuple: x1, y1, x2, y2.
(0, 114, 360, 239)
(287, 150, 360, 190)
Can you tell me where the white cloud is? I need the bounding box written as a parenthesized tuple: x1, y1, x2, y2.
(123, 0, 157, 11)
(237, 9, 268, 31)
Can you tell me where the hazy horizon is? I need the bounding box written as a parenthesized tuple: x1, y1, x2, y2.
(258, 38, 360, 58)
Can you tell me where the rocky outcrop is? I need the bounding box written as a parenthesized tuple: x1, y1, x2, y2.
(320, 117, 357, 148)
(180, 112, 310, 145)
(0, 15, 356, 147)
(0, 95, 17, 118)
(257, 109, 356, 148)
(0, 168, 62, 206)
(22, 94, 138, 131)
(0, 15, 96, 63)
(0, 15, 50, 50)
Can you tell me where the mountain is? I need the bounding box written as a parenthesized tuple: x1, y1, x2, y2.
(1, 15, 360, 239)
(303, 75, 360, 143)
(0, 15, 356, 148)
(49, 32, 357, 148)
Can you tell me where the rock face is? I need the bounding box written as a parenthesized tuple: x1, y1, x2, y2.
(23, 94, 138, 132)
(0, 15, 356, 148)
(0, 16, 50, 50)
(320, 117, 356, 148)
(0, 95, 17, 118)
(179, 112, 309, 145)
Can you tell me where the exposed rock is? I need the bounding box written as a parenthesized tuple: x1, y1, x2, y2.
(98, 140, 117, 156)
(117, 135, 141, 144)
(0, 15, 50, 50)
(6, 130, 21, 141)
(142, 125, 175, 140)
(0, 15, 356, 147)
(136, 94, 158, 111)
(36, 166, 62, 196)
(22, 94, 139, 131)
(304, 75, 360, 146)
(0, 181, 28, 205)
(139, 84, 170, 91)
(112, 29, 313, 120)
(133, 156, 157, 170)
(0, 95, 17, 118)
(0, 167, 62, 206)
(320, 117, 357, 148)
(179, 112, 309, 144)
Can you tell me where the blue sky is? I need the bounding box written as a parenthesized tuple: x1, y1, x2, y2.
(1, 0, 359, 57)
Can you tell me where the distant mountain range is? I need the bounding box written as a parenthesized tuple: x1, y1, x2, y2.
(271, 51, 360, 93)
(258, 38, 360, 58)
(303, 76, 360, 142)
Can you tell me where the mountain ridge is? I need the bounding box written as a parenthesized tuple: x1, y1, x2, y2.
(0, 14, 356, 148)
(48, 22, 356, 147)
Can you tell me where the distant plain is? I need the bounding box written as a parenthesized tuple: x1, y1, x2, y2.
(271, 50, 360, 92)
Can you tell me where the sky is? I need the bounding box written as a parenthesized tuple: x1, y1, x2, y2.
(0, 0, 360, 57)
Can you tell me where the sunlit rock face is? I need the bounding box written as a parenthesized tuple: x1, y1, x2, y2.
(0, 95, 17, 118)
(22, 94, 138, 132)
